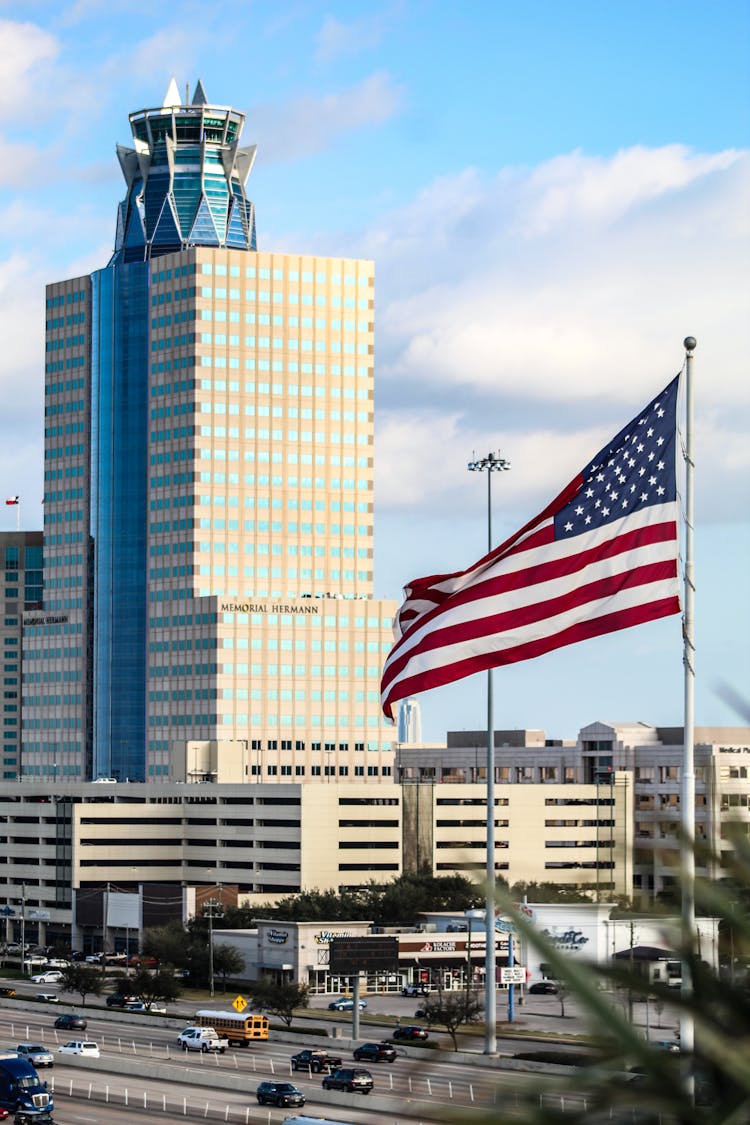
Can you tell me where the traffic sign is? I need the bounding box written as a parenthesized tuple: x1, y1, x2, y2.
(501, 967, 526, 984)
(233, 995, 247, 1013)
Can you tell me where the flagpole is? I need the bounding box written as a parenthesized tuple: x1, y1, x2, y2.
(468, 450, 510, 1055)
(680, 336, 696, 1083)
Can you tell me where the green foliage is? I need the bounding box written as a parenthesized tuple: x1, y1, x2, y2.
(419, 990, 483, 1050)
(59, 963, 102, 1006)
(510, 881, 598, 905)
(246, 977, 310, 1027)
(130, 967, 181, 1006)
(493, 827, 750, 1123)
(212, 944, 245, 991)
(245, 872, 482, 926)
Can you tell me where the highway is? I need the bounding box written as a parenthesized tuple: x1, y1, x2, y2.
(0, 985, 593, 1123)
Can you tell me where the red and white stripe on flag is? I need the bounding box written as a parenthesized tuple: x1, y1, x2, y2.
(381, 376, 682, 720)
(5, 496, 19, 506)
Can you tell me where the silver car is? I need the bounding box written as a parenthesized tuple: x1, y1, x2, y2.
(17, 1042, 54, 1067)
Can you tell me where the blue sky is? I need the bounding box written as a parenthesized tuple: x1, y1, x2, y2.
(0, 0, 748, 742)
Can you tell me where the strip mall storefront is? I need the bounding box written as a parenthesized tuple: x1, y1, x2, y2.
(215, 919, 506, 994)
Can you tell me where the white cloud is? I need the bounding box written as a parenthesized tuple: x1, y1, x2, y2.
(0, 20, 59, 112)
(366, 145, 750, 522)
(253, 72, 404, 162)
(314, 8, 394, 63)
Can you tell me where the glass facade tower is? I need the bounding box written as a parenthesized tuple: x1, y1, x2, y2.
(22, 82, 396, 784)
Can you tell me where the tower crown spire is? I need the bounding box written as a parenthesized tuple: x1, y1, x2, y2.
(112, 80, 257, 263)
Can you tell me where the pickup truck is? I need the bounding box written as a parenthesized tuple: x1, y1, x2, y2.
(177, 1027, 227, 1053)
(290, 1048, 343, 1073)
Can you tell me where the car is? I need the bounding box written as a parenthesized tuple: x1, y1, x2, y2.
(321, 1067, 374, 1094)
(17, 1043, 54, 1068)
(392, 1024, 429, 1041)
(34, 993, 59, 1003)
(54, 1013, 87, 1031)
(44, 958, 70, 968)
(31, 970, 63, 984)
(124, 1001, 167, 1014)
(290, 1049, 343, 1073)
(528, 981, 558, 995)
(58, 1040, 100, 1057)
(401, 984, 429, 997)
(654, 1040, 681, 1053)
(352, 1042, 397, 1063)
(106, 993, 139, 1007)
(256, 1081, 306, 1107)
(0, 1109, 7, 1120)
(0, 986, 16, 998)
(85, 953, 103, 964)
(127, 955, 158, 968)
(328, 996, 367, 1011)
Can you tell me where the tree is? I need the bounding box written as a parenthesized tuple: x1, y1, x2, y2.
(212, 944, 245, 993)
(420, 990, 483, 1050)
(59, 964, 102, 1007)
(246, 977, 310, 1027)
(141, 922, 192, 969)
(129, 968, 181, 1008)
(248, 873, 483, 927)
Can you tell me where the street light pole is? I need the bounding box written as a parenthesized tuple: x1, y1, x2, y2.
(468, 450, 510, 1055)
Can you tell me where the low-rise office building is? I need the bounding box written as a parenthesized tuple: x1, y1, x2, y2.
(397, 721, 750, 901)
(0, 719, 746, 951)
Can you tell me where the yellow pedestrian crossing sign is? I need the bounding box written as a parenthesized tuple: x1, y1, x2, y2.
(233, 994, 247, 1012)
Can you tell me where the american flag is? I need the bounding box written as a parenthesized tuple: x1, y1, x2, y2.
(381, 376, 681, 720)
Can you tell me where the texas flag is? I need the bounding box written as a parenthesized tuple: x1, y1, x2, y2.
(5, 496, 19, 506)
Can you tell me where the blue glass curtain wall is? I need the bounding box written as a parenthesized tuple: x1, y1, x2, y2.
(91, 263, 149, 780)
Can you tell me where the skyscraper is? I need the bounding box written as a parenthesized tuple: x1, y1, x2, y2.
(23, 81, 396, 783)
(1, 532, 43, 779)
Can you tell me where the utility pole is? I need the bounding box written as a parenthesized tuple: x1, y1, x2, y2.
(20, 885, 26, 976)
(204, 894, 224, 998)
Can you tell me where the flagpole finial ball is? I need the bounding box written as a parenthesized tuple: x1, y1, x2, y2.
(684, 336, 697, 352)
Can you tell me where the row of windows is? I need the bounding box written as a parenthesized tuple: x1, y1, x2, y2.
(46, 335, 86, 352)
(147, 663, 382, 681)
(46, 312, 85, 329)
(193, 359, 371, 377)
(189, 571, 371, 587)
(151, 500, 370, 516)
(195, 264, 370, 286)
(194, 287, 370, 310)
(46, 377, 86, 395)
(44, 466, 85, 481)
(196, 312, 371, 331)
(46, 290, 86, 308)
(193, 335, 371, 353)
(45, 358, 86, 374)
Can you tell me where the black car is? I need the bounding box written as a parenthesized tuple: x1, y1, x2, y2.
(528, 981, 558, 994)
(321, 1067, 374, 1094)
(290, 1048, 343, 1072)
(106, 993, 138, 1007)
(0, 986, 16, 998)
(352, 1042, 397, 1063)
(54, 1013, 87, 1030)
(392, 1024, 429, 1041)
(256, 1081, 306, 1107)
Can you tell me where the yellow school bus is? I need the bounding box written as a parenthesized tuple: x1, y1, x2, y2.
(195, 1008, 269, 1046)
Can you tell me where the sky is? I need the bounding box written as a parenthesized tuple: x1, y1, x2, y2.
(0, 0, 748, 743)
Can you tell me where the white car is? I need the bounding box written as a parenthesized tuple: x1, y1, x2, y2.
(34, 992, 59, 1003)
(32, 970, 63, 984)
(125, 1001, 166, 1014)
(58, 1040, 100, 1057)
